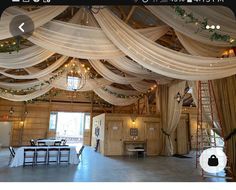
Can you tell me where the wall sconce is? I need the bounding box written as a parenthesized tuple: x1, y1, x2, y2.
(132, 120, 136, 125)
(19, 121, 24, 127)
(131, 114, 137, 126)
(9, 107, 14, 115)
(175, 92, 182, 104)
(174, 87, 190, 104)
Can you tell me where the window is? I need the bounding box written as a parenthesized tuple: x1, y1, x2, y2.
(84, 114, 90, 130)
(67, 76, 80, 91)
(49, 112, 58, 130)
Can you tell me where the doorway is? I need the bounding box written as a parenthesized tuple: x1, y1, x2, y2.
(49, 112, 90, 147)
(0, 122, 12, 147)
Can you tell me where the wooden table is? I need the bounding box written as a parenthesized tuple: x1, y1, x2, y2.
(123, 140, 147, 156)
(127, 148, 145, 158)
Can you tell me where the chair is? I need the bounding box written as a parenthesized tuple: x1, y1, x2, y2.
(48, 148, 59, 165)
(61, 139, 67, 146)
(23, 148, 36, 166)
(78, 145, 85, 160)
(8, 146, 15, 166)
(59, 148, 70, 164)
(30, 139, 36, 146)
(38, 142, 46, 146)
(54, 141, 61, 146)
(35, 148, 47, 165)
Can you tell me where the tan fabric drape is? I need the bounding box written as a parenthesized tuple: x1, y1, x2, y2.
(213, 76, 236, 178)
(160, 81, 186, 156)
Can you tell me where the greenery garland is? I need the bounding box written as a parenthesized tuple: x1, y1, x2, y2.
(102, 84, 157, 99)
(172, 6, 235, 45)
(0, 66, 67, 96)
(0, 37, 24, 53)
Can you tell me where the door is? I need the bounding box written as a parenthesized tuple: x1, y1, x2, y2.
(106, 120, 123, 155)
(145, 122, 160, 155)
(0, 122, 12, 147)
(176, 119, 189, 155)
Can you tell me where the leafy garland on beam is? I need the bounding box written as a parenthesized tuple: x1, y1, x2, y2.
(0, 37, 25, 53)
(0, 67, 67, 96)
(172, 6, 235, 45)
(102, 84, 157, 99)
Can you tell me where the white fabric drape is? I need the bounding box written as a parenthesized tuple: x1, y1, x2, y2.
(28, 21, 169, 59)
(0, 6, 68, 40)
(160, 81, 186, 156)
(175, 32, 225, 57)
(108, 57, 172, 82)
(93, 9, 236, 80)
(0, 56, 68, 79)
(131, 81, 153, 93)
(94, 88, 138, 106)
(0, 85, 53, 101)
(0, 46, 54, 69)
(146, 6, 235, 47)
(89, 60, 142, 84)
(105, 86, 141, 96)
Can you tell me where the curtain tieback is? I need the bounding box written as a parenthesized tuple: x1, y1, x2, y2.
(225, 129, 236, 141)
(161, 128, 170, 137)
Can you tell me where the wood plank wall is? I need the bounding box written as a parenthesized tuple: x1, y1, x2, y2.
(0, 99, 109, 147)
(92, 113, 190, 156)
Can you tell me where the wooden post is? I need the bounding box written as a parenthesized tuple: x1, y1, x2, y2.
(155, 86, 160, 114)
(125, 6, 136, 23)
(137, 99, 140, 114)
(89, 92, 94, 146)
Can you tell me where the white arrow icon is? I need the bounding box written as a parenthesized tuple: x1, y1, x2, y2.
(18, 23, 25, 33)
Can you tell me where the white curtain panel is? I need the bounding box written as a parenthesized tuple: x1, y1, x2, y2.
(146, 6, 236, 47)
(93, 9, 236, 80)
(162, 81, 186, 156)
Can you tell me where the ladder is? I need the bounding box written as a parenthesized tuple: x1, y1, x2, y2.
(195, 81, 232, 180)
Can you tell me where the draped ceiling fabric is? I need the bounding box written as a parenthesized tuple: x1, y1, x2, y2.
(0, 6, 68, 40)
(0, 6, 236, 106)
(93, 9, 236, 80)
(146, 6, 236, 47)
(213, 76, 236, 178)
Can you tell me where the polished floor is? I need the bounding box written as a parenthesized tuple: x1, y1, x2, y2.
(0, 147, 227, 182)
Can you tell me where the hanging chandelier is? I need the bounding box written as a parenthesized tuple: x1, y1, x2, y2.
(66, 59, 88, 91)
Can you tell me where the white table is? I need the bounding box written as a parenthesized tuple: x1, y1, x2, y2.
(36, 139, 61, 146)
(10, 146, 79, 167)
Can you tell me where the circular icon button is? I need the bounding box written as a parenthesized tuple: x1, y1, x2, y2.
(199, 148, 227, 174)
(9, 15, 34, 38)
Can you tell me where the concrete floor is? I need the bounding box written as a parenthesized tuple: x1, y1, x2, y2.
(0, 147, 227, 182)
